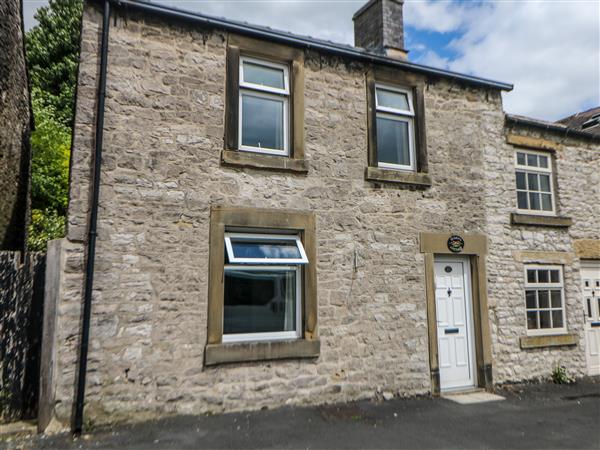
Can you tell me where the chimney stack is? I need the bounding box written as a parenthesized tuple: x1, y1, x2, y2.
(353, 0, 408, 60)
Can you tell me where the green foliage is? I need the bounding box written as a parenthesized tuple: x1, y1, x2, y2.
(25, 0, 82, 251)
(30, 90, 71, 215)
(551, 365, 574, 384)
(26, 0, 83, 127)
(27, 209, 66, 252)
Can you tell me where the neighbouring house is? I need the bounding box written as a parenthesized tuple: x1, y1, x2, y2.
(557, 107, 600, 137)
(0, 0, 31, 251)
(39, 0, 600, 431)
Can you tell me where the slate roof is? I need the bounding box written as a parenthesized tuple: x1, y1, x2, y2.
(557, 107, 600, 137)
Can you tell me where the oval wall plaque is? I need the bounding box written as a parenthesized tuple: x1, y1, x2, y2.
(447, 235, 465, 253)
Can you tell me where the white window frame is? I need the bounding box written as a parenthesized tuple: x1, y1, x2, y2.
(224, 232, 308, 264)
(222, 265, 302, 343)
(222, 231, 306, 344)
(375, 83, 416, 172)
(524, 264, 567, 336)
(238, 56, 290, 156)
(515, 149, 556, 216)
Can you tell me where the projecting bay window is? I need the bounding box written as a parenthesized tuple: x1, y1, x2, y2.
(375, 84, 416, 171)
(223, 233, 307, 343)
(524, 265, 567, 336)
(515, 150, 555, 215)
(239, 57, 289, 156)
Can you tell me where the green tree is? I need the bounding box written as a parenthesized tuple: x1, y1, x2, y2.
(29, 90, 71, 215)
(26, 0, 82, 250)
(26, 0, 83, 127)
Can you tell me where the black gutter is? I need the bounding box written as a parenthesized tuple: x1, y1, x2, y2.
(73, 0, 110, 435)
(109, 0, 513, 92)
(506, 114, 600, 143)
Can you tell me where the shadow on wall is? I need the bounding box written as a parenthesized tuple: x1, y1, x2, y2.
(0, 251, 45, 423)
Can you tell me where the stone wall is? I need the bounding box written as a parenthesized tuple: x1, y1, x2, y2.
(0, 251, 45, 423)
(485, 125, 599, 383)
(48, 1, 596, 428)
(0, 0, 31, 251)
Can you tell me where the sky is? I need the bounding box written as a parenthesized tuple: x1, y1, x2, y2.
(22, 0, 600, 121)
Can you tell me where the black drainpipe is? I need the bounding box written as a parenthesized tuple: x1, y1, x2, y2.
(73, 0, 111, 435)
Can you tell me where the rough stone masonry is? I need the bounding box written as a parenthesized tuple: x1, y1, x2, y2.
(40, 0, 599, 429)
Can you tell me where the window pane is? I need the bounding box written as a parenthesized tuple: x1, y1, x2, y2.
(527, 153, 538, 166)
(243, 61, 285, 89)
(529, 192, 541, 210)
(541, 194, 552, 211)
(538, 155, 549, 168)
(527, 269, 536, 283)
(376, 88, 410, 111)
(551, 290, 562, 308)
(516, 171, 527, 190)
(231, 239, 302, 260)
(539, 175, 551, 192)
(550, 270, 560, 283)
(517, 191, 528, 209)
(527, 173, 539, 190)
(224, 269, 296, 334)
(525, 290, 536, 309)
(241, 94, 284, 150)
(517, 152, 526, 165)
(376, 116, 411, 166)
(539, 311, 552, 328)
(538, 270, 549, 283)
(527, 311, 538, 329)
(587, 298, 592, 317)
(538, 290, 549, 308)
(551, 310, 563, 328)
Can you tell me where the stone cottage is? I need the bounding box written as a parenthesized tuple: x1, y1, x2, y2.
(39, 0, 600, 431)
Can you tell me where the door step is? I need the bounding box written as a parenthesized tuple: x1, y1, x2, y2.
(443, 390, 505, 404)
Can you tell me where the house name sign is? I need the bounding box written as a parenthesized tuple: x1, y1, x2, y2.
(447, 235, 465, 253)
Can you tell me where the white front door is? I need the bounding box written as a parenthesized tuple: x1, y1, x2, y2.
(434, 256, 476, 392)
(581, 262, 600, 376)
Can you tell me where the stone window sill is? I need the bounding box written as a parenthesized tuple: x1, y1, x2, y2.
(222, 150, 308, 174)
(204, 338, 320, 366)
(510, 213, 573, 228)
(519, 333, 578, 349)
(365, 167, 432, 187)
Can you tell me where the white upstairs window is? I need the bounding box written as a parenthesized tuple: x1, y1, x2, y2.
(375, 84, 416, 171)
(515, 149, 555, 215)
(238, 57, 290, 156)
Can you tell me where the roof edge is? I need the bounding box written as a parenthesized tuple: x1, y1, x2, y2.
(505, 114, 600, 143)
(105, 0, 513, 92)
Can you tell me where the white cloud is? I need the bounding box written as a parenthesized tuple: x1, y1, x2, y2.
(409, 0, 600, 120)
(417, 49, 450, 68)
(404, 0, 471, 33)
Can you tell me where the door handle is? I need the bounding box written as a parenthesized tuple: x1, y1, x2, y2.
(444, 328, 459, 334)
